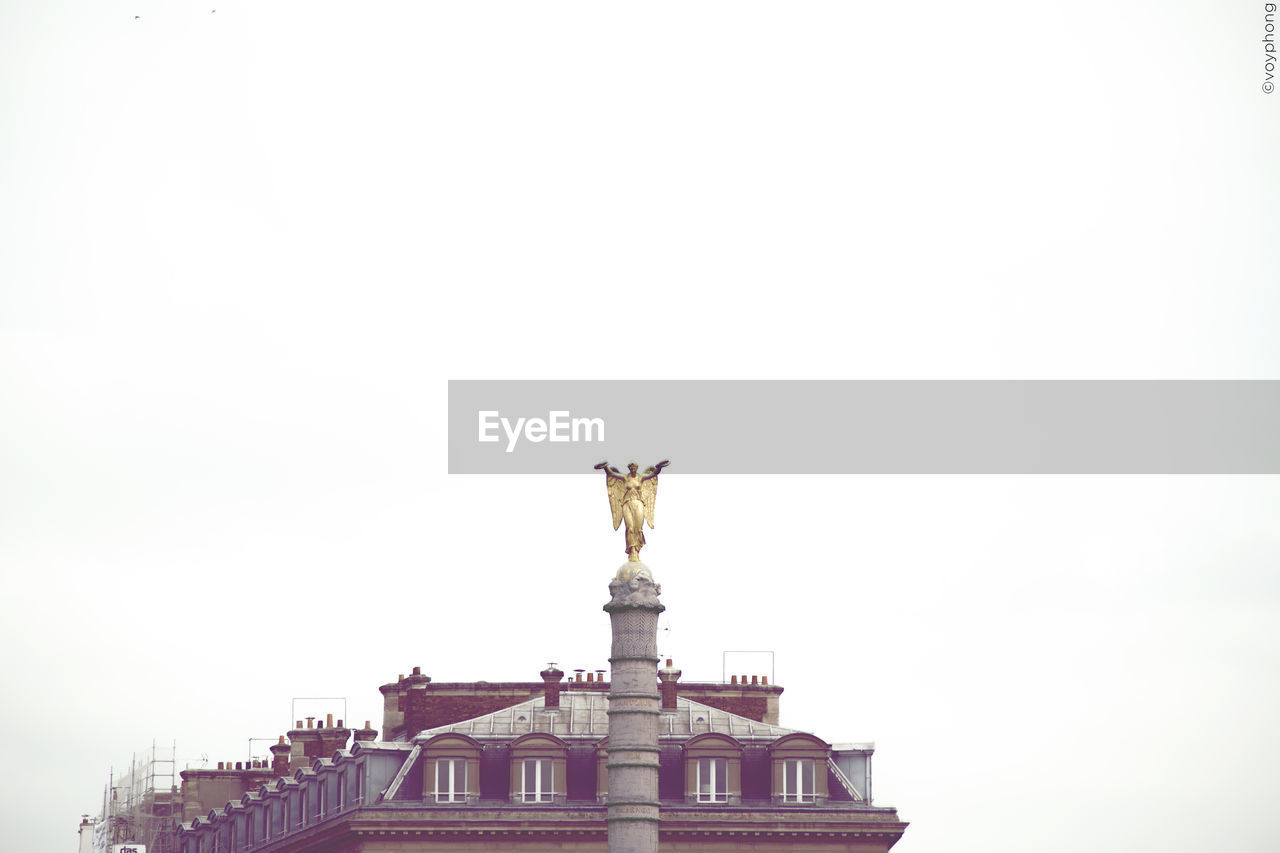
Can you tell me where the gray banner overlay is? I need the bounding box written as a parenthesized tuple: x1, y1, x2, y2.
(448, 381, 1280, 474)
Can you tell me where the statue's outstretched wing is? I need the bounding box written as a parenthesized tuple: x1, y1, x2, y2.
(606, 473, 626, 530)
(640, 474, 659, 528)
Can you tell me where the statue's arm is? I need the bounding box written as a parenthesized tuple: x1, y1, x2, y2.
(642, 460, 671, 480)
(595, 461, 623, 479)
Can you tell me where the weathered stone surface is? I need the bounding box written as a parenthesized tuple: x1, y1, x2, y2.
(605, 569, 664, 612)
(607, 569, 663, 853)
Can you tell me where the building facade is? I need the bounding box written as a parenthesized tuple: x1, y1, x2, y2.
(177, 665, 907, 853)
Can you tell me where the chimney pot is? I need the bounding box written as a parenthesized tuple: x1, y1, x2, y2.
(398, 673, 404, 682)
(412, 665, 421, 676)
(364, 720, 371, 728)
(337, 719, 343, 728)
(666, 659, 673, 667)
(296, 720, 303, 729)
(326, 713, 334, 727)
(235, 762, 242, 770)
(217, 762, 224, 770)
(762, 675, 769, 685)
(586, 672, 594, 683)
(278, 735, 285, 744)
(731, 675, 738, 684)
(751, 675, 759, 685)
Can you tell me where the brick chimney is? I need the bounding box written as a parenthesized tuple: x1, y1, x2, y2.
(540, 664, 565, 710)
(317, 714, 352, 756)
(269, 736, 291, 777)
(658, 658, 681, 712)
(353, 720, 378, 742)
(288, 718, 323, 769)
(398, 667, 433, 735)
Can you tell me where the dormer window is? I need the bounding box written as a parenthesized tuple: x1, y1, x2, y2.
(419, 733, 482, 806)
(683, 733, 743, 805)
(508, 733, 568, 805)
(522, 758, 553, 802)
(436, 758, 467, 802)
(768, 732, 830, 806)
(781, 758, 816, 802)
(696, 757, 727, 802)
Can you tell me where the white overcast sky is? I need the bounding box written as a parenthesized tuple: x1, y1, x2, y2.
(2, 2, 1279, 851)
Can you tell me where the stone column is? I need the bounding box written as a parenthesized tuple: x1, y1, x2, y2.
(604, 563, 664, 853)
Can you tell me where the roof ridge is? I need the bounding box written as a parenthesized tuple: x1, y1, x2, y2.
(410, 690, 799, 741)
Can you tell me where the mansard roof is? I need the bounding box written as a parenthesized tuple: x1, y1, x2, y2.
(349, 740, 415, 756)
(413, 692, 797, 743)
(417, 730, 484, 750)
(683, 731, 745, 750)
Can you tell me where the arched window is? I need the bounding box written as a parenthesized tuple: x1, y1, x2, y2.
(509, 733, 569, 804)
(683, 733, 743, 805)
(419, 733, 482, 805)
(767, 733, 831, 805)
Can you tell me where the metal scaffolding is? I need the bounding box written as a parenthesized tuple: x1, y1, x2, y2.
(96, 740, 181, 853)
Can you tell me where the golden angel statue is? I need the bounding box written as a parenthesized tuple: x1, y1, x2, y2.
(594, 460, 670, 561)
